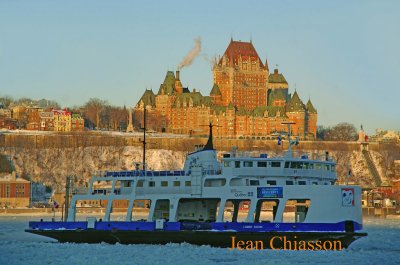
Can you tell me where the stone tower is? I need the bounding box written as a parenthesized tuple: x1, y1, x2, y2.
(126, 107, 134, 132)
(212, 39, 269, 109)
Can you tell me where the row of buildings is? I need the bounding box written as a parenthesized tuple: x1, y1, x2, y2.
(135, 39, 317, 139)
(0, 103, 84, 132)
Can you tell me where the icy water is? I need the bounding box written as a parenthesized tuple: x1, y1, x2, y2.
(0, 217, 399, 265)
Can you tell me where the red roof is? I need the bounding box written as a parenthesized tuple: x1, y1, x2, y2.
(218, 40, 264, 68)
(52, 109, 71, 116)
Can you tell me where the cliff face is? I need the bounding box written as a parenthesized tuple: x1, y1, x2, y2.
(0, 146, 186, 190)
(0, 145, 394, 190)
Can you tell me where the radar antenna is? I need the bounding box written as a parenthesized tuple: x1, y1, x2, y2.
(281, 121, 299, 157)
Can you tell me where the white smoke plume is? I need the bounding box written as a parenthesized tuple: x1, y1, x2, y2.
(202, 53, 218, 66)
(178, 37, 201, 70)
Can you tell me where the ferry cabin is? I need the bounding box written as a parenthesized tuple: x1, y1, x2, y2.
(67, 148, 362, 229)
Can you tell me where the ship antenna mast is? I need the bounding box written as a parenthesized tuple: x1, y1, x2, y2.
(140, 108, 147, 173)
(281, 121, 298, 157)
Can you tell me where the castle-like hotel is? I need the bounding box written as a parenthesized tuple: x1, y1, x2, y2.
(135, 39, 317, 139)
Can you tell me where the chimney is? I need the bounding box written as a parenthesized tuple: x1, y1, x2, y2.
(193, 88, 196, 93)
(274, 69, 278, 74)
(174, 70, 183, 94)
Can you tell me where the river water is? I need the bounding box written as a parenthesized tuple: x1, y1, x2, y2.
(0, 216, 399, 265)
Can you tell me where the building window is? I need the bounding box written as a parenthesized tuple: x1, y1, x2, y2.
(6, 184, 10, 197)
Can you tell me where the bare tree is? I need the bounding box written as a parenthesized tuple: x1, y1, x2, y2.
(323, 123, 357, 141)
(82, 98, 109, 129)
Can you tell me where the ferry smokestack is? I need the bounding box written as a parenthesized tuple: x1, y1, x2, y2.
(176, 70, 180, 80)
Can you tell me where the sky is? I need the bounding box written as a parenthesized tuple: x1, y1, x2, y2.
(0, 0, 399, 134)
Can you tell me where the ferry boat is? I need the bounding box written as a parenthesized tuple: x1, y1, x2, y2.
(26, 122, 367, 249)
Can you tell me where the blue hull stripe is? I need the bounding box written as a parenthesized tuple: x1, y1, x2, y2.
(29, 221, 363, 233)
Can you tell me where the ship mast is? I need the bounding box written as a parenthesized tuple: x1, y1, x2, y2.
(281, 121, 298, 158)
(140, 108, 147, 173)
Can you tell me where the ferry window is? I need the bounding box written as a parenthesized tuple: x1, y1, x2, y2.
(271, 161, 281, 168)
(137, 180, 144, 187)
(173, 181, 180, 187)
(298, 181, 306, 185)
(161, 181, 168, 187)
(315, 164, 322, 170)
(244, 161, 253, 167)
(148, 181, 155, 187)
(312, 182, 318, 185)
(286, 180, 294, 185)
(290, 162, 302, 169)
(224, 161, 231, 167)
(267, 180, 277, 185)
(309, 163, 314, 169)
(303, 163, 309, 169)
(235, 161, 241, 168)
(324, 165, 330, 171)
(331, 165, 335, 172)
(205, 178, 226, 187)
(185, 181, 191, 187)
(283, 199, 311, 223)
(249, 180, 260, 186)
(284, 162, 290, 168)
(257, 161, 267, 167)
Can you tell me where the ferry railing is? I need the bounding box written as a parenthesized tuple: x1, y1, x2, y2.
(223, 151, 335, 162)
(104, 170, 188, 178)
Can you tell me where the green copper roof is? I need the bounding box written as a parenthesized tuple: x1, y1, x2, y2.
(173, 91, 211, 108)
(306, 99, 317, 114)
(274, 89, 286, 101)
(210, 84, 222, 96)
(253, 106, 287, 117)
(158, 71, 176, 95)
(211, 105, 227, 115)
(236, 106, 249, 116)
(202, 96, 213, 107)
(138, 89, 156, 107)
(268, 69, 288, 84)
(286, 91, 305, 112)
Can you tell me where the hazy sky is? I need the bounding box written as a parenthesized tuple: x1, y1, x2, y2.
(0, 0, 399, 134)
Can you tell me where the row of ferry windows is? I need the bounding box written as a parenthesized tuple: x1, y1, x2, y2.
(224, 161, 335, 172)
(137, 180, 192, 188)
(242, 180, 328, 186)
(137, 179, 328, 188)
